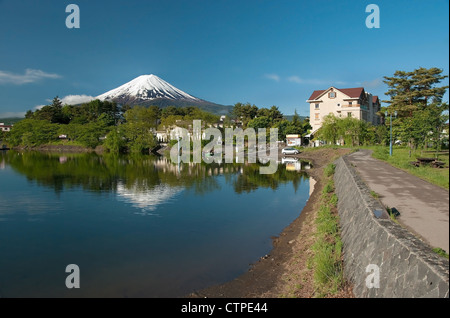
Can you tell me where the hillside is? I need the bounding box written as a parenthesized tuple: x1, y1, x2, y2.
(0, 117, 23, 125)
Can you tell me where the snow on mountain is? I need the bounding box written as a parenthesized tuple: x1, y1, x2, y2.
(96, 74, 200, 103)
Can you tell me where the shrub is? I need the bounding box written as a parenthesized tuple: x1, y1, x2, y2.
(324, 163, 336, 177)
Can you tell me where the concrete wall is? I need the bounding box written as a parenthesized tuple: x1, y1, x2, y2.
(334, 155, 449, 298)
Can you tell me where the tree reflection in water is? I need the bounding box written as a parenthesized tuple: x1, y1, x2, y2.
(2, 151, 310, 211)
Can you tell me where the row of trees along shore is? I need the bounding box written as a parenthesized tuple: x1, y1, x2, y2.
(315, 67, 449, 150)
(4, 67, 447, 153)
(5, 98, 311, 154)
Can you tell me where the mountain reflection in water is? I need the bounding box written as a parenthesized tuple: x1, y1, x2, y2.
(0, 151, 312, 297)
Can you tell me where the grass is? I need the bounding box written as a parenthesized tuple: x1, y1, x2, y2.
(365, 146, 449, 189)
(323, 163, 336, 177)
(310, 163, 344, 296)
(370, 190, 379, 199)
(322, 180, 334, 194)
(432, 247, 449, 259)
(386, 207, 400, 224)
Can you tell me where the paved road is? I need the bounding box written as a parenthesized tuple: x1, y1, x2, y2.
(347, 149, 449, 253)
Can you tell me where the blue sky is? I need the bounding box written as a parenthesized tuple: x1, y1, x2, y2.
(0, 0, 448, 117)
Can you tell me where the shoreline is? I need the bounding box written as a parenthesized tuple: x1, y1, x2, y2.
(12, 144, 105, 153)
(188, 148, 352, 298)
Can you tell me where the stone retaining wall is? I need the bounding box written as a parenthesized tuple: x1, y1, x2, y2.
(334, 155, 449, 298)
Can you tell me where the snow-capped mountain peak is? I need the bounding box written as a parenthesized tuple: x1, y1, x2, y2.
(96, 74, 200, 103)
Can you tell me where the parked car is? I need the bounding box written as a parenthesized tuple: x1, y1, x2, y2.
(281, 147, 299, 155)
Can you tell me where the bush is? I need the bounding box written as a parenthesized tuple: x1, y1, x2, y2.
(323, 180, 334, 194)
(8, 119, 59, 146)
(329, 193, 338, 207)
(324, 163, 336, 177)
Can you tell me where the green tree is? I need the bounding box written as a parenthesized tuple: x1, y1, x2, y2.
(247, 116, 271, 129)
(122, 106, 159, 153)
(232, 102, 258, 127)
(104, 128, 126, 153)
(268, 106, 283, 125)
(161, 106, 180, 118)
(124, 106, 160, 128)
(316, 114, 340, 145)
(7, 119, 33, 146)
(31, 96, 66, 123)
(32, 105, 54, 122)
(25, 110, 34, 119)
(77, 121, 109, 148)
(302, 118, 312, 135)
(292, 110, 301, 128)
(8, 119, 58, 147)
(338, 117, 368, 146)
(256, 107, 270, 118)
(370, 124, 388, 145)
(383, 67, 448, 151)
(274, 119, 296, 141)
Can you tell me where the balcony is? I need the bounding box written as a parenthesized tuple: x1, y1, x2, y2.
(342, 103, 360, 108)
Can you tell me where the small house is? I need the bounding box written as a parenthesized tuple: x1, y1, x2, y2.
(286, 134, 301, 147)
(0, 123, 12, 132)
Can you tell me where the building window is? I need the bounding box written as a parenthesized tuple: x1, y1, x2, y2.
(329, 92, 336, 98)
(347, 112, 352, 117)
(349, 101, 353, 106)
(337, 103, 340, 107)
(315, 113, 320, 120)
(315, 103, 320, 109)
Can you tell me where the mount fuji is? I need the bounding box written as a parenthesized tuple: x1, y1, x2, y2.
(96, 74, 231, 115)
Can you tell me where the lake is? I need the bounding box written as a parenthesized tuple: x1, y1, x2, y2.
(0, 151, 312, 297)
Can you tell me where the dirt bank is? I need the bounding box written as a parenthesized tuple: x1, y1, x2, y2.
(189, 147, 353, 298)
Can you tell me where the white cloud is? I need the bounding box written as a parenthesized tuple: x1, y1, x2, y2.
(359, 78, 384, 89)
(35, 95, 96, 109)
(287, 76, 303, 84)
(0, 69, 61, 85)
(60, 95, 96, 105)
(264, 74, 280, 82)
(288, 75, 347, 86)
(0, 111, 26, 118)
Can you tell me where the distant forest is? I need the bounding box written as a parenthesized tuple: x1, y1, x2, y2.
(0, 117, 22, 125)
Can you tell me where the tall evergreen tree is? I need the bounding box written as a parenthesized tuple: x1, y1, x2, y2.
(383, 67, 448, 116)
(383, 67, 448, 151)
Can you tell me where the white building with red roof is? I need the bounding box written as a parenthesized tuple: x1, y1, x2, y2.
(306, 86, 381, 134)
(0, 123, 13, 132)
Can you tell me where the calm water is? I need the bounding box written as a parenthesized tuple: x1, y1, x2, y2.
(0, 151, 311, 297)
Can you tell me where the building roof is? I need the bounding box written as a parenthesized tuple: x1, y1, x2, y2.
(308, 87, 365, 101)
(372, 95, 379, 103)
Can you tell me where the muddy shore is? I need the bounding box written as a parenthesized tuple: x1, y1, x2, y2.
(188, 148, 353, 298)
